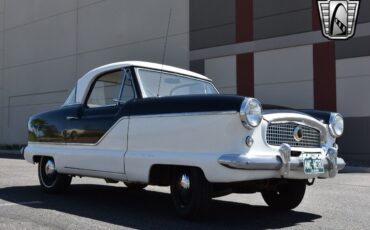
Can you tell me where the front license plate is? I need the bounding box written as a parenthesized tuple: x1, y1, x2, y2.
(303, 153, 324, 174)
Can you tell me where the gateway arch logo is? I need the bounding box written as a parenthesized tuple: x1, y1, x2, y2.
(317, 0, 360, 40)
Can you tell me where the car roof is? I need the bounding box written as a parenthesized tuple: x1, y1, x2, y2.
(75, 61, 212, 104)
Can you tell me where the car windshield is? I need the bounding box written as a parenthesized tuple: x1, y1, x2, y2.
(136, 68, 218, 98)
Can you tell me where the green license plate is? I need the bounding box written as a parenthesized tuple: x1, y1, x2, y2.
(303, 153, 324, 174)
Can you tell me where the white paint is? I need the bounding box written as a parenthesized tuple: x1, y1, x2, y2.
(204, 56, 236, 94)
(337, 56, 370, 117)
(25, 111, 335, 183)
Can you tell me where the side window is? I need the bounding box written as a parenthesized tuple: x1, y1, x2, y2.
(119, 69, 135, 103)
(87, 71, 122, 108)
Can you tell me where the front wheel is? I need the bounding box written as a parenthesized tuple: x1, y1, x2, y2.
(38, 156, 72, 193)
(261, 179, 306, 210)
(170, 167, 212, 220)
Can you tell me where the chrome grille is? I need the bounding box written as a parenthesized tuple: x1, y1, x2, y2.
(266, 123, 321, 148)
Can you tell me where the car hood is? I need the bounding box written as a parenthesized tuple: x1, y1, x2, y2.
(127, 95, 331, 124)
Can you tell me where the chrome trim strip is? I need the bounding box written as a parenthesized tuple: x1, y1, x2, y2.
(132, 111, 237, 119)
(64, 167, 125, 175)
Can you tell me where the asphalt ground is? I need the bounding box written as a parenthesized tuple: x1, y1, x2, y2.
(0, 157, 369, 229)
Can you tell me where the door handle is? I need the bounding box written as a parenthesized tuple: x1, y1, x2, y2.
(66, 116, 79, 120)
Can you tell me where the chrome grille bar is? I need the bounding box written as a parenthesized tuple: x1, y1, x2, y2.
(266, 123, 321, 148)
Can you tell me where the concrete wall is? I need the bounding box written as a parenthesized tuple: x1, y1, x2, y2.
(204, 56, 236, 94)
(254, 45, 314, 108)
(336, 56, 370, 163)
(0, 0, 189, 144)
(253, 0, 312, 40)
(190, 0, 235, 50)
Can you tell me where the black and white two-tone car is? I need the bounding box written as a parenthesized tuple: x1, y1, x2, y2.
(24, 61, 345, 219)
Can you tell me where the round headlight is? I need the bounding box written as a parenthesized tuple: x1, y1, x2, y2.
(329, 113, 344, 138)
(240, 98, 263, 129)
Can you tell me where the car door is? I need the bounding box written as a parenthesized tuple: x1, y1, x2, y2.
(64, 68, 136, 177)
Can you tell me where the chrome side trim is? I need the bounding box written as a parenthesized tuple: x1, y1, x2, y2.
(64, 167, 125, 175)
(132, 111, 237, 119)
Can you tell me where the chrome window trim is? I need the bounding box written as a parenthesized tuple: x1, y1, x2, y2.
(85, 69, 123, 108)
(82, 67, 137, 109)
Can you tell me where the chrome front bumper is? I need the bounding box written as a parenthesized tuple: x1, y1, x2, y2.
(218, 144, 345, 178)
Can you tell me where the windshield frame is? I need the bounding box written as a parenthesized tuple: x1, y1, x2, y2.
(134, 67, 219, 98)
(62, 86, 78, 107)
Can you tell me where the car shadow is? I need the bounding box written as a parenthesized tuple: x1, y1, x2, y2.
(0, 184, 321, 229)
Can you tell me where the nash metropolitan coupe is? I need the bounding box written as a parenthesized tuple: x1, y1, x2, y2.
(24, 61, 345, 219)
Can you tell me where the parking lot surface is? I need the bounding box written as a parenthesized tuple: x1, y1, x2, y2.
(0, 157, 369, 229)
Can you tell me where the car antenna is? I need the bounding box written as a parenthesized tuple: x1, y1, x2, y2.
(157, 8, 172, 97)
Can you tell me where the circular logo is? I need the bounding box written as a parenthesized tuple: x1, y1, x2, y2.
(293, 126, 304, 142)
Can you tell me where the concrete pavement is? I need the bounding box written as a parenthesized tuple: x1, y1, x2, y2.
(0, 158, 369, 229)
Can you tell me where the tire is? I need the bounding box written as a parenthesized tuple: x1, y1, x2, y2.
(38, 156, 72, 194)
(261, 179, 306, 210)
(170, 167, 212, 220)
(124, 182, 147, 190)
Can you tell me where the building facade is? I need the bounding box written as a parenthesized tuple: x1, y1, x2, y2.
(0, 0, 369, 164)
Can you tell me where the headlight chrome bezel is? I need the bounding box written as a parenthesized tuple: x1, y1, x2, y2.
(240, 98, 263, 129)
(329, 113, 344, 138)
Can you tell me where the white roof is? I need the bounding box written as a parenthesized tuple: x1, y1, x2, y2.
(76, 61, 211, 104)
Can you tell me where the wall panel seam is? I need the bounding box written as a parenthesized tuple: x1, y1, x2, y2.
(254, 7, 312, 20)
(4, 0, 108, 32)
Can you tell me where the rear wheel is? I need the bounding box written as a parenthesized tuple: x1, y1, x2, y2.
(170, 167, 212, 220)
(38, 156, 72, 193)
(261, 179, 306, 210)
(124, 182, 147, 190)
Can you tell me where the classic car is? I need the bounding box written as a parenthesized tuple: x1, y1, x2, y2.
(24, 61, 345, 219)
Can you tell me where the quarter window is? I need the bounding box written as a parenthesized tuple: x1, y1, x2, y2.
(87, 71, 122, 108)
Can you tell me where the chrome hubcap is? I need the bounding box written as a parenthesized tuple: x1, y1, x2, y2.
(177, 173, 191, 206)
(179, 174, 190, 190)
(45, 159, 56, 176)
